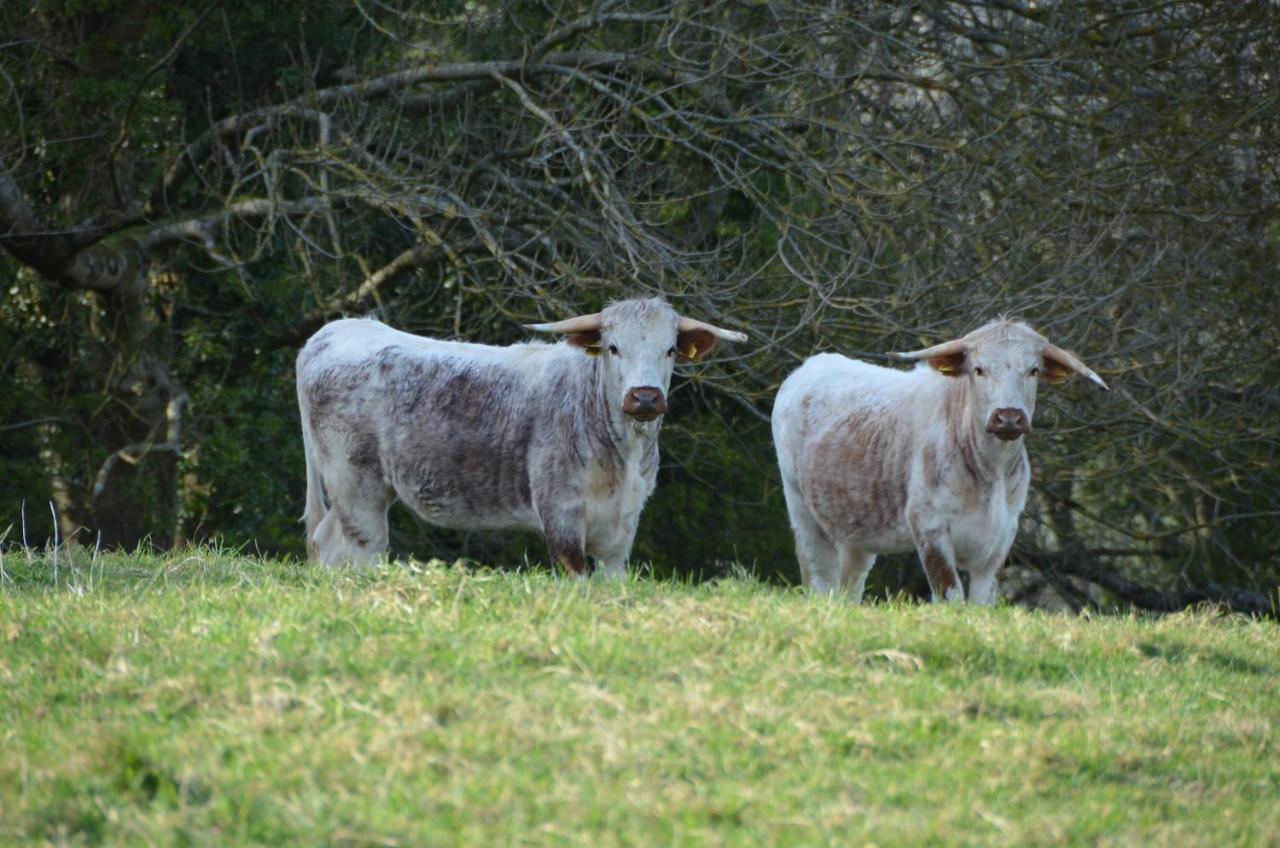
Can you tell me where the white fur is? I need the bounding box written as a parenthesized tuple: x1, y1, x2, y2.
(771, 319, 1098, 605)
(296, 299, 745, 576)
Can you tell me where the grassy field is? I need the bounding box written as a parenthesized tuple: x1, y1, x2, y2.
(1, 549, 1277, 846)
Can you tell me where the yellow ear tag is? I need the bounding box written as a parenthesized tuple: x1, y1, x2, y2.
(686, 343, 698, 359)
(929, 355, 960, 375)
(585, 346, 601, 357)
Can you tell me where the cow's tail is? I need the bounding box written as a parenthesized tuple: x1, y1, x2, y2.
(297, 358, 326, 562)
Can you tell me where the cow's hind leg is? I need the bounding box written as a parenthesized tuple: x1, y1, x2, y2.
(312, 506, 389, 566)
(782, 480, 839, 593)
(836, 545, 876, 605)
(310, 461, 391, 568)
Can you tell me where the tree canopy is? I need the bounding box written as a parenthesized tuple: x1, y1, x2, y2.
(3, 1, 1278, 613)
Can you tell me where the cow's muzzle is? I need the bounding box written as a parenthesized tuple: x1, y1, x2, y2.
(986, 407, 1030, 441)
(622, 386, 667, 421)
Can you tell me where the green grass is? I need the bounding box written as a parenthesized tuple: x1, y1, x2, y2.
(1, 548, 1277, 846)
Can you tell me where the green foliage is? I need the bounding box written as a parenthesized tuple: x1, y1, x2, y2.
(2, 1, 1278, 605)
(639, 403, 796, 582)
(2, 549, 1278, 844)
(178, 352, 306, 554)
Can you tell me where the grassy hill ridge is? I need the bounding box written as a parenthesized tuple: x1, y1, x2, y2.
(1, 549, 1277, 845)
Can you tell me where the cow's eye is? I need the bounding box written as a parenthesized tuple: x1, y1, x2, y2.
(974, 367, 986, 377)
(666, 346, 676, 357)
(608, 344, 620, 356)
(1029, 367, 1040, 377)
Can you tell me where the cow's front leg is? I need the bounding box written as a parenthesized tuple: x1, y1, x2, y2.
(589, 513, 640, 581)
(920, 540, 965, 603)
(593, 550, 629, 581)
(964, 520, 1016, 606)
(910, 518, 964, 603)
(539, 504, 589, 577)
(967, 562, 1000, 606)
(967, 545, 1013, 606)
(921, 538, 962, 604)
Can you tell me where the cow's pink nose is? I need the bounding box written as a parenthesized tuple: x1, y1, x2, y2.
(622, 387, 667, 421)
(986, 407, 1029, 440)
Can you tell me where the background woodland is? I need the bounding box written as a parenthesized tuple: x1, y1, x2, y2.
(2, 0, 1277, 612)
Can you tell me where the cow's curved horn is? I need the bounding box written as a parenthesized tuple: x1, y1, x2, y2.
(1044, 343, 1109, 390)
(675, 316, 748, 343)
(891, 338, 967, 361)
(524, 312, 603, 334)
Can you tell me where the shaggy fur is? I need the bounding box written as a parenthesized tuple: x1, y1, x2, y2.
(772, 319, 1106, 603)
(297, 298, 743, 575)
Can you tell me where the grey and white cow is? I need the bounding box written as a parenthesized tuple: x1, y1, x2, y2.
(297, 298, 746, 572)
(772, 319, 1107, 604)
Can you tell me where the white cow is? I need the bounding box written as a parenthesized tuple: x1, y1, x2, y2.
(772, 319, 1107, 603)
(296, 298, 746, 572)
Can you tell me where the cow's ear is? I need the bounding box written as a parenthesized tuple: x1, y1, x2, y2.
(566, 330, 602, 354)
(676, 328, 717, 363)
(1041, 343, 1108, 389)
(1040, 352, 1073, 385)
(927, 351, 967, 377)
(892, 337, 967, 375)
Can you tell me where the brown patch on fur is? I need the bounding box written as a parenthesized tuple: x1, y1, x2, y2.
(383, 355, 536, 518)
(305, 361, 376, 423)
(305, 336, 331, 358)
(921, 545, 958, 598)
(922, 443, 944, 488)
(376, 345, 402, 375)
(347, 428, 380, 472)
(554, 546, 588, 575)
(338, 511, 371, 548)
(806, 409, 906, 538)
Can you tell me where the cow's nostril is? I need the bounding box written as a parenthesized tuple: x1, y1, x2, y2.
(623, 387, 668, 419)
(987, 408, 1029, 437)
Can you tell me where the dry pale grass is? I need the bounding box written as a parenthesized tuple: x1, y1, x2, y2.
(1, 548, 1277, 845)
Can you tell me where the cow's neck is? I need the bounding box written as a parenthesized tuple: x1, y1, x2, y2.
(948, 378, 1025, 484)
